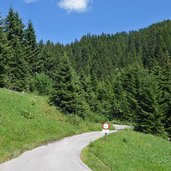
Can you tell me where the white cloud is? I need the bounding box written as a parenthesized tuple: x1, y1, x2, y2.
(58, 0, 92, 13)
(24, 0, 39, 3)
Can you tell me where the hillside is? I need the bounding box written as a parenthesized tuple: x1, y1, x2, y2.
(0, 8, 171, 139)
(82, 130, 171, 171)
(0, 88, 100, 163)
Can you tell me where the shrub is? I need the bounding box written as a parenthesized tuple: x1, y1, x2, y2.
(30, 73, 53, 95)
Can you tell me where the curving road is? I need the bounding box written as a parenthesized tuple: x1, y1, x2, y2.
(0, 125, 130, 171)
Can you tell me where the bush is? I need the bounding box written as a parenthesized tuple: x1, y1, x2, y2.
(30, 73, 53, 95)
(66, 114, 83, 125)
(85, 111, 107, 123)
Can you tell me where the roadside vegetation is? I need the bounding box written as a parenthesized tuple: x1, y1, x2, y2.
(0, 8, 171, 140)
(0, 88, 101, 163)
(82, 130, 171, 171)
(0, 7, 171, 167)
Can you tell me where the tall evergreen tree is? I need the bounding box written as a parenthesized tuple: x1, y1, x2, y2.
(24, 21, 42, 75)
(10, 38, 29, 91)
(135, 74, 167, 138)
(0, 14, 12, 87)
(121, 66, 144, 122)
(5, 8, 24, 45)
(4, 8, 29, 91)
(111, 70, 128, 120)
(158, 52, 171, 138)
(50, 52, 85, 116)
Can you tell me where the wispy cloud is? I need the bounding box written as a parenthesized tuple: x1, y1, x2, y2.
(24, 0, 39, 3)
(58, 0, 92, 13)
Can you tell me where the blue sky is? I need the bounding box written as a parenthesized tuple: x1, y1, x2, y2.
(0, 0, 171, 44)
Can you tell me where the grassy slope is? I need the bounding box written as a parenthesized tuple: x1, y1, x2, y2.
(82, 130, 171, 171)
(0, 88, 100, 163)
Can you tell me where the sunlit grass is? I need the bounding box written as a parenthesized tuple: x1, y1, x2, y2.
(0, 88, 100, 163)
(82, 130, 171, 171)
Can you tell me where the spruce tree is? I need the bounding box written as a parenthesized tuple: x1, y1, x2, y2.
(158, 52, 171, 138)
(0, 14, 5, 87)
(135, 74, 167, 138)
(95, 81, 114, 118)
(24, 21, 41, 75)
(5, 9, 24, 45)
(111, 70, 128, 120)
(5, 8, 29, 91)
(121, 66, 145, 122)
(10, 38, 29, 91)
(50, 53, 84, 116)
(0, 14, 12, 88)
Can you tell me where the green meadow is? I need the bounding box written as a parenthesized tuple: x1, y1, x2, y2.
(82, 130, 171, 171)
(0, 88, 100, 163)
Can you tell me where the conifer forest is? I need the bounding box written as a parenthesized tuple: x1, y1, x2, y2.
(0, 9, 171, 139)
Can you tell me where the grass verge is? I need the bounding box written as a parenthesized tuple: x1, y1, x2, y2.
(82, 130, 171, 171)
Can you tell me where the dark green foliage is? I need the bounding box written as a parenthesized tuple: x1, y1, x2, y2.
(135, 74, 167, 138)
(5, 8, 24, 44)
(24, 21, 39, 74)
(0, 14, 12, 88)
(95, 81, 113, 117)
(50, 53, 86, 117)
(30, 73, 53, 95)
(110, 72, 127, 120)
(158, 52, 171, 138)
(4, 8, 29, 91)
(120, 66, 145, 121)
(0, 8, 171, 138)
(9, 38, 29, 91)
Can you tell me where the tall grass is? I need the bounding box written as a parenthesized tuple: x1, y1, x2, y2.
(82, 130, 171, 171)
(0, 89, 100, 163)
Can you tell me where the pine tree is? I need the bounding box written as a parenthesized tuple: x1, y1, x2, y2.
(121, 66, 145, 122)
(0, 14, 12, 88)
(78, 71, 99, 117)
(0, 14, 5, 87)
(5, 8, 24, 45)
(10, 38, 29, 91)
(135, 74, 167, 138)
(111, 70, 128, 120)
(24, 21, 41, 75)
(4, 8, 29, 91)
(94, 81, 114, 118)
(158, 52, 171, 138)
(50, 52, 84, 116)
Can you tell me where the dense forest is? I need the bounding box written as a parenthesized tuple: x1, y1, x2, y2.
(0, 8, 171, 139)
